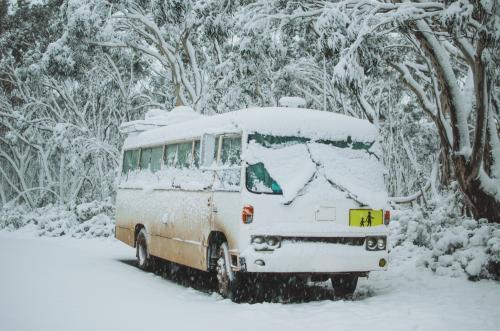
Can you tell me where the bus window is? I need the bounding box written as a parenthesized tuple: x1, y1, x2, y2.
(220, 136, 241, 166)
(122, 150, 131, 174)
(150, 146, 163, 172)
(139, 148, 152, 170)
(177, 142, 192, 168)
(122, 149, 140, 174)
(193, 140, 200, 167)
(246, 162, 282, 194)
(130, 149, 140, 171)
(165, 144, 177, 168)
(214, 136, 242, 191)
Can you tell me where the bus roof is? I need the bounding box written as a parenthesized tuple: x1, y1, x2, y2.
(123, 107, 378, 149)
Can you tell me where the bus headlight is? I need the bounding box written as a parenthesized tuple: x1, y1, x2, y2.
(366, 236, 387, 251)
(252, 236, 264, 244)
(252, 236, 281, 251)
(377, 237, 386, 250)
(267, 236, 279, 247)
(366, 237, 377, 250)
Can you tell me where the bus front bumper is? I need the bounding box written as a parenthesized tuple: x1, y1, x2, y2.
(238, 242, 388, 273)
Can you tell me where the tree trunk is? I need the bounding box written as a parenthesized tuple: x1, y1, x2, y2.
(438, 147, 453, 187)
(414, 25, 500, 223)
(456, 164, 500, 223)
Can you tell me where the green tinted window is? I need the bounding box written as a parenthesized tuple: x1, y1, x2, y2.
(123, 149, 140, 173)
(193, 140, 200, 168)
(246, 162, 282, 194)
(177, 142, 193, 168)
(150, 146, 163, 172)
(139, 148, 152, 170)
(165, 144, 177, 168)
(122, 150, 131, 174)
(249, 133, 374, 151)
(220, 136, 241, 166)
(130, 150, 140, 170)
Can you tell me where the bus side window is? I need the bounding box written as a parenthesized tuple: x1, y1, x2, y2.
(214, 136, 241, 190)
(123, 149, 140, 174)
(130, 149, 140, 171)
(177, 142, 192, 168)
(193, 140, 200, 168)
(165, 144, 177, 168)
(140, 148, 152, 170)
(122, 150, 131, 174)
(150, 146, 163, 172)
(220, 136, 241, 166)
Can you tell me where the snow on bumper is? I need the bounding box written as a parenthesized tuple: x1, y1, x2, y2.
(240, 241, 388, 273)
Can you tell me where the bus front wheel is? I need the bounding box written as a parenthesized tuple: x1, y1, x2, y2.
(216, 242, 241, 301)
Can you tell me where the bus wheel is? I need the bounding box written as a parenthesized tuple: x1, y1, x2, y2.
(216, 242, 240, 301)
(331, 274, 358, 298)
(136, 229, 151, 271)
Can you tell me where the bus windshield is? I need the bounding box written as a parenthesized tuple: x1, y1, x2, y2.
(244, 133, 385, 207)
(246, 162, 282, 194)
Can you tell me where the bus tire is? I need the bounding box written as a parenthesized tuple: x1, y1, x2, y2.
(216, 242, 241, 301)
(136, 229, 151, 271)
(331, 274, 358, 298)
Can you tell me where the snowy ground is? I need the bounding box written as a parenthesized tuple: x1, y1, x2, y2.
(1, 231, 499, 331)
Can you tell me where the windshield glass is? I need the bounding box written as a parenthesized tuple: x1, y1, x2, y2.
(246, 162, 282, 194)
(244, 134, 386, 207)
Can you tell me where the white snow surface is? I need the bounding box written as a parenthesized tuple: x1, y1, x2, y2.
(120, 168, 214, 191)
(244, 142, 317, 203)
(1, 230, 499, 331)
(308, 143, 388, 208)
(124, 107, 378, 149)
(120, 106, 202, 136)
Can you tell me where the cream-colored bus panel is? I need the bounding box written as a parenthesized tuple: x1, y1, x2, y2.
(117, 187, 211, 270)
(162, 189, 212, 270)
(211, 191, 242, 251)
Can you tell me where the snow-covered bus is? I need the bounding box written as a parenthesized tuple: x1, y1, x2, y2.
(115, 106, 389, 300)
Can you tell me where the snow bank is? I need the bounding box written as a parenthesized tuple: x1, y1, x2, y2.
(390, 191, 500, 280)
(0, 199, 115, 238)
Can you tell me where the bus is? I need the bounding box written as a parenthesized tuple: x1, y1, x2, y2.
(115, 106, 389, 301)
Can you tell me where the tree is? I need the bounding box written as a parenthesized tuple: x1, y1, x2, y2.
(95, 1, 205, 111)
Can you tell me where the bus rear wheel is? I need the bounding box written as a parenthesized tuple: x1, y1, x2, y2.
(216, 242, 241, 301)
(331, 274, 358, 298)
(136, 229, 151, 271)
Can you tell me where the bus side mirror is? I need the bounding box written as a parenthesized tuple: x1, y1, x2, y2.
(200, 134, 216, 168)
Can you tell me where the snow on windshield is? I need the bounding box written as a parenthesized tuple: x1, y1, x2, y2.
(308, 143, 388, 209)
(243, 139, 387, 208)
(244, 142, 316, 203)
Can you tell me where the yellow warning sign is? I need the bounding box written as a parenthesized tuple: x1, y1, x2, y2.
(349, 209, 383, 227)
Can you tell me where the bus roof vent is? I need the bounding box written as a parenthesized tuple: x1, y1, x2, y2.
(120, 106, 202, 136)
(279, 96, 306, 108)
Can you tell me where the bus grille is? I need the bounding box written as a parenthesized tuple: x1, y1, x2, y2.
(283, 237, 365, 246)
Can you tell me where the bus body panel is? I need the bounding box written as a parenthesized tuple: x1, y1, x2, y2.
(115, 187, 212, 271)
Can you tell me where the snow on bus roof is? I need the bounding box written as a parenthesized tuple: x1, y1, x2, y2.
(123, 107, 378, 149)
